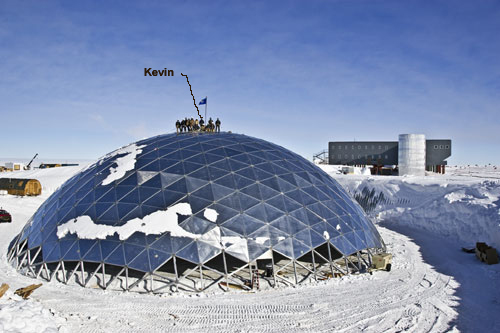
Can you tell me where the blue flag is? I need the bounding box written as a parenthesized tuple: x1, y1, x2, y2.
(199, 97, 207, 105)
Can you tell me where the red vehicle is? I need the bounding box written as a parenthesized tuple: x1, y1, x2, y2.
(0, 209, 12, 223)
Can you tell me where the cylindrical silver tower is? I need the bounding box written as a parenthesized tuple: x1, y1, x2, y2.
(398, 134, 426, 176)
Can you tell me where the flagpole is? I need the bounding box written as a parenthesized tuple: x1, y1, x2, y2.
(204, 96, 207, 120)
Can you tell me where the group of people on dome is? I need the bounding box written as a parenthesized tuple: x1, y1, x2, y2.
(175, 117, 221, 134)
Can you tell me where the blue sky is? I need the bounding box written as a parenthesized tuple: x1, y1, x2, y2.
(1, 0, 499, 164)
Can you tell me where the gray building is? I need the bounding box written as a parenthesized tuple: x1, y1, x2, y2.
(328, 138, 451, 171)
(425, 140, 452, 168)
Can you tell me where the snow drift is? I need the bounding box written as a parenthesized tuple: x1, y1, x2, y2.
(322, 167, 500, 249)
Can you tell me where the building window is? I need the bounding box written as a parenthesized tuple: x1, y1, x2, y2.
(345, 145, 348, 150)
(358, 155, 361, 159)
(351, 155, 354, 159)
(385, 155, 388, 159)
(332, 146, 335, 150)
(378, 145, 382, 150)
(385, 145, 388, 150)
(339, 145, 341, 150)
(365, 145, 368, 149)
(371, 145, 375, 150)
(434, 145, 438, 149)
(445, 145, 449, 149)
(344, 154, 348, 159)
(358, 145, 361, 149)
(352, 145, 354, 149)
(440, 145, 444, 149)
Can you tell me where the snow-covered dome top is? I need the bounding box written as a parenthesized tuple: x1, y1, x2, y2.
(9, 132, 384, 291)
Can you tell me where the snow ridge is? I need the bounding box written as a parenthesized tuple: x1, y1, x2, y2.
(323, 166, 500, 249)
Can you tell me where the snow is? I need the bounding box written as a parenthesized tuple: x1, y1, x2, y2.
(56, 202, 253, 262)
(56, 197, 269, 263)
(322, 165, 500, 249)
(0, 290, 63, 333)
(0, 164, 499, 332)
(359, 166, 372, 175)
(101, 143, 146, 185)
(203, 208, 219, 222)
(57, 202, 195, 240)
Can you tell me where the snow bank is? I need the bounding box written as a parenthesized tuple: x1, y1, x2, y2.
(0, 292, 62, 333)
(323, 164, 372, 175)
(377, 182, 500, 249)
(321, 166, 500, 249)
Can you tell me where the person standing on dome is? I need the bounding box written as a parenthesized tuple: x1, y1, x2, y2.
(208, 118, 214, 132)
(215, 118, 221, 133)
(200, 118, 205, 131)
(175, 120, 181, 134)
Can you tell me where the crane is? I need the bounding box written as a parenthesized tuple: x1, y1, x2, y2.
(25, 153, 38, 170)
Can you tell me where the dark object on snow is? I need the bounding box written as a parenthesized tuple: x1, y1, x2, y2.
(461, 247, 475, 253)
(475, 242, 499, 265)
(265, 263, 273, 277)
(14, 283, 42, 299)
(0, 209, 12, 223)
(385, 263, 392, 272)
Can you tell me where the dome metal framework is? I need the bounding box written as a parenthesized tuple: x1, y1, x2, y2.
(8, 132, 385, 293)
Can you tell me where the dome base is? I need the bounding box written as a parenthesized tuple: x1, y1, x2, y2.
(8, 237, 380, 293)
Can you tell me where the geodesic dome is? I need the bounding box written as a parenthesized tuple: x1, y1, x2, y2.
(9, 132, 384, 293)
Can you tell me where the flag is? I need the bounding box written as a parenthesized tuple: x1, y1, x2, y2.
(199, 97, 207, 105)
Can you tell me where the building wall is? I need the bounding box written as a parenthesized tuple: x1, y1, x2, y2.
(328, 139, 451, 166)
(426, 140, 452, 166)
(328, 141, 398, 165)
(4, 162, 24, 170)
(398, 134, 426, 176)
